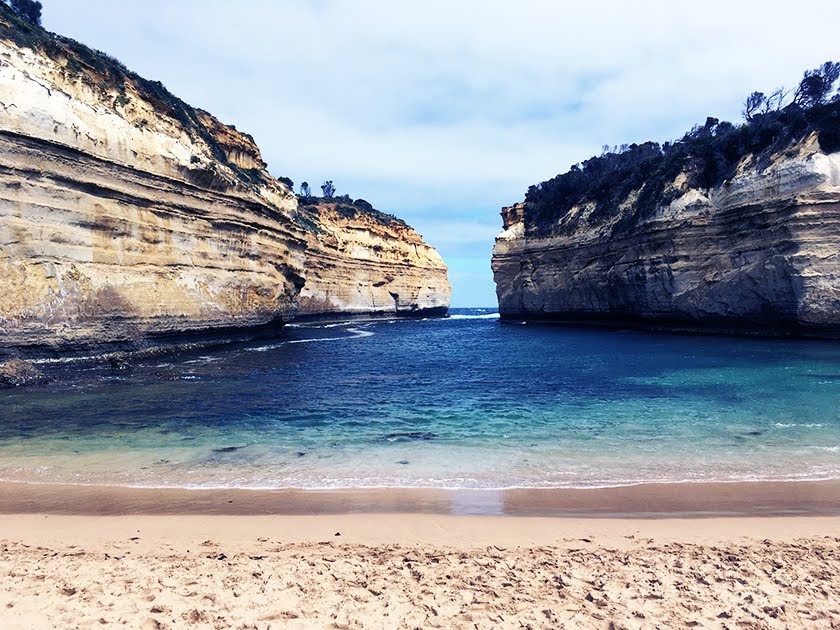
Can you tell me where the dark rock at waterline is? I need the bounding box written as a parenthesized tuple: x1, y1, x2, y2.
(109, 353, 133, 372)
(381, 432, 437, 442)
(0, 359, 45, 388)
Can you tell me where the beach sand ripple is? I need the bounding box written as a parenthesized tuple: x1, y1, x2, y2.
(2, 533, 839, 628)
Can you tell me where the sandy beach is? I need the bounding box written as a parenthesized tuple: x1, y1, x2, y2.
(1, 483, 839, 628)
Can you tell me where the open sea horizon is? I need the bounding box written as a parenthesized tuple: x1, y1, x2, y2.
(1, 308, 839, 491)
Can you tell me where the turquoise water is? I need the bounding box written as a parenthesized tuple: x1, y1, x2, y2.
(0, 309, 838, 489)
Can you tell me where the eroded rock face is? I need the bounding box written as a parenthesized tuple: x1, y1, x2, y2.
(0, 28, 306, 353)
(492, 138, 840, 336)
(0, 10, 449, 354)
(296, 203, 450, 318)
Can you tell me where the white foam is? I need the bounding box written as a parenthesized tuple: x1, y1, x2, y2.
(252, 327, 374, 351)
(775, 423, 824, 428)
(448, 313, 500, 320)
(30, 354, 98, 365)
(287, 321, 355, 330)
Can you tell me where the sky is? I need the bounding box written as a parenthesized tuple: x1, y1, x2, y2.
(43, 1, 840, 307)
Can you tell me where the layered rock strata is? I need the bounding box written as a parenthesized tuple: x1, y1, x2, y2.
(0, 9, 449, 355)
(0, 22, 306, 353)
(492, 138, 840, 336)
(296, 202, 449, 319)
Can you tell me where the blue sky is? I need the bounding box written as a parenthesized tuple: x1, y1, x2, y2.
(44, 1, 840, 307)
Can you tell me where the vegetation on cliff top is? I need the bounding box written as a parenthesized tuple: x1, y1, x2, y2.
(291, 179, 408, 230)
(298, 196, 408, 230)
(524, 61, 840, 238)
(1, 0, 41, 26)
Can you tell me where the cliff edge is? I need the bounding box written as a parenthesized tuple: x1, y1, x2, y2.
(0, 7, 449, 355)
(493, 84, 840, 336)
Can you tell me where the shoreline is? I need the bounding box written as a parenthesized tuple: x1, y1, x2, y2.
(2, 478, 839, 517)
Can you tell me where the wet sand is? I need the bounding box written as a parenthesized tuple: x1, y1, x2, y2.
(2, 479, 840, 517)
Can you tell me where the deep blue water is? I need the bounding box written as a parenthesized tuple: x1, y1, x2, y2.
(0, 309, 838, 488)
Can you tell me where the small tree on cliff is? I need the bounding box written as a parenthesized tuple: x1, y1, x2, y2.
(793, 61, 840, 108)
(299, 181, 311, 197)
(742, 91, 765, 121)
(7, 0, 42, 25)
(321, 180, 336, 198)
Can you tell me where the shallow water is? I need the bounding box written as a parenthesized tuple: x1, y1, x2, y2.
(1, 309, 839, 489)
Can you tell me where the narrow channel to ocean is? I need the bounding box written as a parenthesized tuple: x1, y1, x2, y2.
(1, 309, 838, 490)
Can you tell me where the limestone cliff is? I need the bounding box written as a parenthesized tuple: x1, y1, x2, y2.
(296, 201, 449, 318)
(0, 8, 449, 355)
(492, 133, 840, 336)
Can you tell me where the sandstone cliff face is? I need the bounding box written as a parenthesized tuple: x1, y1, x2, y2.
(492, 137, 840, 336)
(0, 10, 449, 354)
(0, 19, 306, 353)
(297, 202, 450, 318)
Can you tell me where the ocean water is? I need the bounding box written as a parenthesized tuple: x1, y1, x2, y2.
(0, 308, 839, 489)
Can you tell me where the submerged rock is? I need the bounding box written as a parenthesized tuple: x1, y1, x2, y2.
(212, 445, 246, 454)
